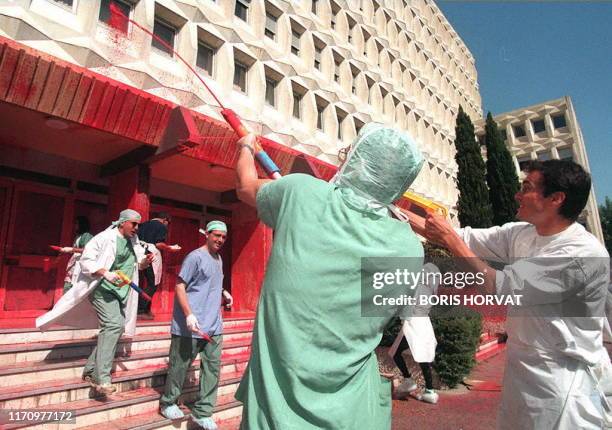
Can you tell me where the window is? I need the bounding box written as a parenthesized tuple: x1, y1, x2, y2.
(336, 109, 346, 140)
(552, 114, 567, 129)
(537, 151, 552, 161)
(234, 61, 248, 92)
(52, 0, 73, 6)
(292, 91, 302, 119)
(235, 0, 250, 21)
(316, 101, 326, 130)
(500, 129, 507, 141)
(314, 45, 322, 70)
(291, 28, 301, 56)
(197, 42, 214, 75)
(557, 147, 573, 161)
(477, 134, 485, 146)
(334, 57, 342, 83)
(152, 18, 176, 56)
(265, 12, 277, 39)
(311, 0, 318, 14)
(265, 78, 277, 107)
(517, 155, 531, 171)
(531, 119, 545, 134)
(99, 0, 131, 33)
(355, 118, 365, 135)
(513, 124, 526, 138)
(331, 14, 336, 30)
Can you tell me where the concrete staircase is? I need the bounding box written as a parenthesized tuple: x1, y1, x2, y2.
(0, 316, 254, 429)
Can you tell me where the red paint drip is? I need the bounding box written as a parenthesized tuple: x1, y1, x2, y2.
(109, 2, 129, 33)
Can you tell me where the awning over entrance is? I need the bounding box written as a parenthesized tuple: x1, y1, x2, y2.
(0, 36, 338, 183)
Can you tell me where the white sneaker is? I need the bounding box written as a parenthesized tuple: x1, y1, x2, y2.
(396, 377, 418, 394)
(160, 404, 184, 420)
(192, 416, 218, 430)
(419, 389, 439, 404)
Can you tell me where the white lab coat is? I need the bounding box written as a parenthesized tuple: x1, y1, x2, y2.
(389, 263, 440, 363)
(458, 222, 610, 429)
(36, 227, 147, 337)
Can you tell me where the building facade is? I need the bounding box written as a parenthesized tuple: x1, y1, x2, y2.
(0, 0, 481, 321)
(474, 96, 604, 243)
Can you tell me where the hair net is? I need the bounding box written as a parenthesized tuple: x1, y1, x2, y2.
(206, 220, 227, 233)
(111, 209, 141, 227)
(333, 123, 424, 214)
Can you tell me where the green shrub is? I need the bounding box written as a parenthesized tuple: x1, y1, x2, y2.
(430, 305, 482, 387)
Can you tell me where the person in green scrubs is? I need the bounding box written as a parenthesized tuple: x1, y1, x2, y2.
(61, 216, 94, 294)
(234, 124, 425, 429)
(81, 209, 153, 396)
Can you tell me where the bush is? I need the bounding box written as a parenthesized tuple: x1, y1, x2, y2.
(430, 305, 482, 388)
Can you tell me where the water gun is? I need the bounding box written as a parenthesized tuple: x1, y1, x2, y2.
(402, 191, 448, 217)
(115, 271, 153, 302)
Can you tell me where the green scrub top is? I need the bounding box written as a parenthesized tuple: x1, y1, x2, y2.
(96, 235, 136, 302)
(236, 174, 423, 430)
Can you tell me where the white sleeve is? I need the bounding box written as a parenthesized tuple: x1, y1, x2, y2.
(454, 223, 521, 263)
(79, 234, 105, 276)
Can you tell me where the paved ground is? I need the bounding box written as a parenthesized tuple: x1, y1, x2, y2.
(392, 349, 506, 430)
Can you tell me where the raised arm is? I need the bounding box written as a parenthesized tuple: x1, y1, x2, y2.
(235, 134, 273, 207)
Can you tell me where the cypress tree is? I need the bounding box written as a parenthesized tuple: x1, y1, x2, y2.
(454, 106, 493, 228)
(484, 112, 520, 225)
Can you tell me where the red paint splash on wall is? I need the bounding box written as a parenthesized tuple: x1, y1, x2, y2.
(109, 2, 129, 34)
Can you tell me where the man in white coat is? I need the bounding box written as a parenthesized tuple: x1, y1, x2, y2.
(37, 209, 153, 395)
(421, 159, 610, 429)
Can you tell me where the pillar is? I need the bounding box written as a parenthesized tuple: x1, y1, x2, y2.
(230, 202, 272, 312)
(107, 165, 151, 222)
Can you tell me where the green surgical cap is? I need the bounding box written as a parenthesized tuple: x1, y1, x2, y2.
(206, 220, 227, 233)
(111, 209, 141, 227)
(334, 123, 424, 213)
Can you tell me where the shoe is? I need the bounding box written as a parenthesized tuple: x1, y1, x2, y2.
(396, 377, 418, 394)
(419, 389, 439, 404)
(82, 375, 95, 386)
(94, 383, 116, 396)
(160, 404, 185, 420)
(192, 416, 218, 430)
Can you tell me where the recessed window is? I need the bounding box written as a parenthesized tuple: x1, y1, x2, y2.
(234, 61, 248, 92)
(99, 0, 131, 33)
(292, 91, 302, 119)
(537, 151, 551, 161)
(337, 111, 346, 141)
(552, 114, 567, 129)
(517, 155, 531, 171)
(265, 12, 277, 39)
(513, 124, 526, 138)
(235, 0, 250, 21)
(152, 18, 176, 56)
(531, 119, 545, 134)
(477, 134, 485, 146)
(316, 105, 324, 130)
(311, 0, 318, 15)
(196, 42, 214, 75)
(334, 58, 342, 83)
(314, 45, 322, 70)
(500, 129, 507, 141)
(265, 78, 277, 107)
(291, 29, 301, 56)
(52, 0, 74, 7)
(557, 147, 573, 161)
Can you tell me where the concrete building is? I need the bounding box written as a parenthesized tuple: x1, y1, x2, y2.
(0, 0, 481, 320)
(475, 96, 604, 243)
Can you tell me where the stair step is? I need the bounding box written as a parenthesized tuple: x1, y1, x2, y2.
(0, 335, 252, 386)
(0, 328, 253, 366)
(3, 377, 243, 429)
(475, 342, 506, 362)
(0, 317, 254, 345)
(0, 350, 250, 409)
(77, 404, 243, 430)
